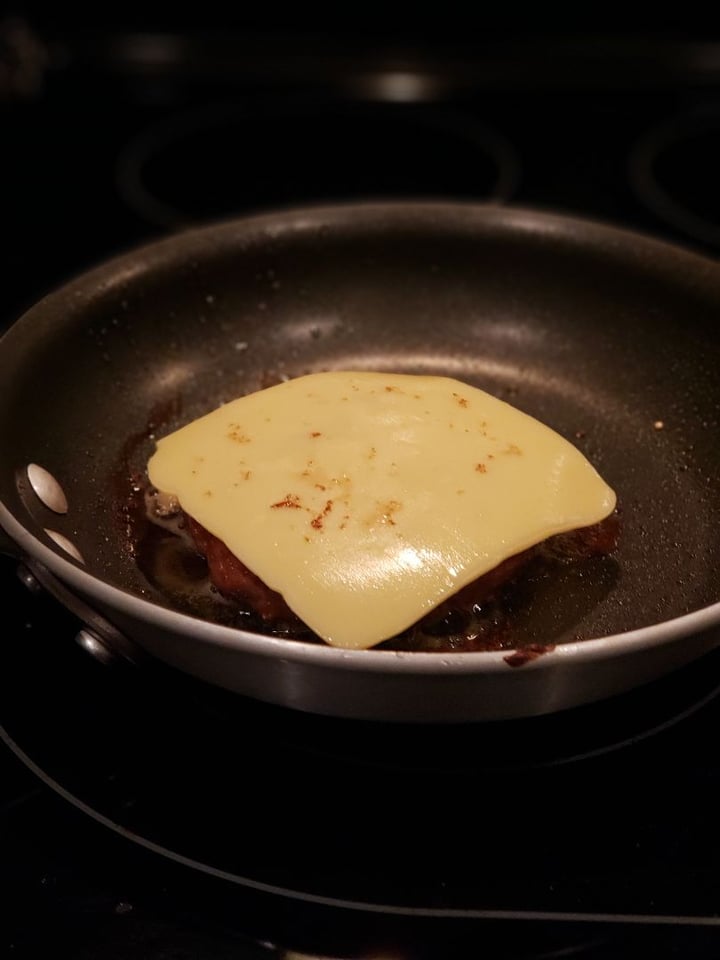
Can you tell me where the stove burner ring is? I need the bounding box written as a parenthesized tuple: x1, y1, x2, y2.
(116, 101, 521, 228)
(629, 109, 720, 249)
(0, 725, 705, 944)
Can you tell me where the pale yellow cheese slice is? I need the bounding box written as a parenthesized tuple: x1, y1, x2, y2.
(148, 372, 616, 649)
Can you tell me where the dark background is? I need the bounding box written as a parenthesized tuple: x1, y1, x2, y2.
(3, 10, 720, 326)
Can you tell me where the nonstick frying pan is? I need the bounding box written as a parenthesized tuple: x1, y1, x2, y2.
(1, 202, 720, 722)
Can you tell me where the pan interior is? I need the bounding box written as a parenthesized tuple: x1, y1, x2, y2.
(2, 205, 719, 648)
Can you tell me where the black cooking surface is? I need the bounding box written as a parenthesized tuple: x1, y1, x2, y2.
(6, 554, 720, 958)
(3, 19, 720, 958)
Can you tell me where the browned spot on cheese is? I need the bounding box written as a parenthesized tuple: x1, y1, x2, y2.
(227, 424, 251, 443)
(271, 494, 302, 509)
(311, 499, 334, 530)
(377, 499, 402, 526)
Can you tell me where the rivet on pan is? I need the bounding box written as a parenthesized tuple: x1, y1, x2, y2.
(16, 564, 43, 594)
(44, 529, 85, 564)
(27, 463, 69, 514)
(75, 628, 116, 665)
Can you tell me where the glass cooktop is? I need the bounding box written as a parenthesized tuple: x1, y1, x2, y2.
(4, 552, 720, 957)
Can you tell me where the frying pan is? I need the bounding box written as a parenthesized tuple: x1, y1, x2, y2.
(2, 202, 720, 723)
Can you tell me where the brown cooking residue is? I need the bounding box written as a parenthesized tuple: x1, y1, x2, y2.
(271, 494, 303, 509)
(453, 392, 469, 408)
(503, 643, 556, 667)
(475, 463, 487, 474)
(309, 431, 322, 438)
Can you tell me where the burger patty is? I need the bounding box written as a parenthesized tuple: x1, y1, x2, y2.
(186, 515, 295, 621)
(185, 511, 620, 650)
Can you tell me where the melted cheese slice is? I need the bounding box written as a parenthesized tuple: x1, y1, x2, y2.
(148, 372, 616, 649)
